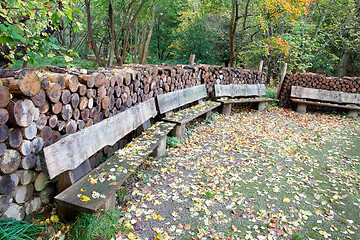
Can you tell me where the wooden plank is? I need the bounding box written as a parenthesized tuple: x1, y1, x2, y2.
(276, 63, 287, 99)
(214, 84, 233, 97)
(291, 98, 360, 110)
(232, 84, 266, 97)
(214, 84, 266, 98)
(219, 98, 274, 104)
(157, 85, 207, 114)
(163, 101, 221, 124)
(55, 121, 175, 213)
(291, 86, 360, 105)
(44, 98, 157, 179)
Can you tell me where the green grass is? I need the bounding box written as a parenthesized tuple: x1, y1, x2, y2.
(66, 210, 124, 240)
(166, 136, 182, 148)
(12, 56, 97, 70)
(0, 218, 46, 240)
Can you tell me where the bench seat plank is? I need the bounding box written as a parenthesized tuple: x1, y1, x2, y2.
(218, 97, 274, 104)
(291, 98, 360, 110)
(55, 121, 176, 213)
(44, 98, 157, 180)
(157, 85, 207, 114)
(162, 101, 221, 124)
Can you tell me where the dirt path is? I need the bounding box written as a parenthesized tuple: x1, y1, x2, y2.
(117, 107, 360, 240)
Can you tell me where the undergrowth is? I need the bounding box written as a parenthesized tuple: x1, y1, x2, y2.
(0, 218, 46, 240)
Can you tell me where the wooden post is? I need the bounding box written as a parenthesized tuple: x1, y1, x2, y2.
(276, 62, 287, 99)
(257, 102, 266, 111)
(296, 103, 307, 113)
(222, 103, 232, 116)
(258, 60, 264, 73)
(151, 136, 166, 157)
(171, 124, 186, 138)
(348, 109, 358, 118)
(189, 54, 195, 65)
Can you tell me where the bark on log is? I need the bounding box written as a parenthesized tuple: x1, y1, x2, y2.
(0, 124, 9, 142)
(30, 89, 46, 107)
(36, 114, 47, 130)
(52, 101, 62, 114)
(14, 184, 34, 204)
(61, 89, 71, 104)
(21, 122, 37, 140)
(61, 104, 72, 121)
(0, 143, 6, 156)
(0, 86, 11, 108)
(18, 140, 33, 156)
(17, 170, 36, 185)
(21, 154, 37, 169)
(34, 172, 49, 192)
(71, 93, 80, 108)
(47, 74, 65, 89)
(46, 83, 62, 103)
(48, 115, 58, 128)
(32, 137, 44, 154)
(1, 70, 40, 96)
(94, 72, 106, 87)
(65, 75, 79, 92)
(40, 126, 52, 141)
(78, 75, 95, 88)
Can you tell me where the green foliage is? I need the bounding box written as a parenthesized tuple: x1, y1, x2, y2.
(66, 210, 124, 240)
(166, 136, 182, 148)
(0, 218, 45, 240)
(0, 0, 79, 67)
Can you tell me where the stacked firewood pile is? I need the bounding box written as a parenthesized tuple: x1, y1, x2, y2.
(278, 72, 360, 108)
(0, 64, 264, 220)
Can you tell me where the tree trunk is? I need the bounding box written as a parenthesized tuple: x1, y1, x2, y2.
(108, 0, 115, 67)
(229, 0, 239, 67)
(85, 0, 102, 67)
(119, 0, 147, 65)
(140, 0, 157, 64)
(338, 49, 350, 78)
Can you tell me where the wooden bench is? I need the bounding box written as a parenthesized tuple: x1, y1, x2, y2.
(291, 86, 360, 117)
(156, 84, 221, 137)
(214, 84, 274, 115)
(43, 98, 175, 218)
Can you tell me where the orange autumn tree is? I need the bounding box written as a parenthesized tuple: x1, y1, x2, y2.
(229, 0, 313, 69)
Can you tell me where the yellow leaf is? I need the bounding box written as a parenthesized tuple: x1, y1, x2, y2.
(50, 215, 59, 223)
(283, 197, 290, 203)
(126, 232, 136, 240)
(80, 195, 91, 202)
(110, 182, 117, 186)
(89, 177, 97, 184)
(80, 188, 86, 192)
(232, 225, 238, 232)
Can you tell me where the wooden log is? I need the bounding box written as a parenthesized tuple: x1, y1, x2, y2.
(47, 74, 66, 89)
(0, 143, 6, 156)
(36, 114, 47, 130)
(32, 137, 44, 154)
(40, 77, 49, 90)
(17, 170, 36, 185)
(0, 173, 19, 194)
(40, 126, 52, 141)
(48, 115, 58, 128)
(94, 72, 106, 87)
(101, 96, 110, 109)
(0, 86, 11, 108)
(21, 154, 37, 169)
(61, 104, 73, 121)
(46, 83, 62, 103)
(21, 122, 37, 140)
(1, 70, 41, 96)
(38, 102, 49, 114)
(77, 120, 85, 130)
(65, 75, 79, 92)
(8, 128, 23, 148)
(73, 108, 80, 120)
(25, 197, 41, 214)
(0, 149, 21, 174)
(61, 89, 71, 104)
(6, 99, 36, 127)
(97, 85, 107, 99)
(14, 184, 34, 204)
(87, 97, 94, 109)
(71, 93, 80, 108)
(40, 185, 55, 204)
(30, 89, 46, 107)
(78, 84, 87, 96)
(0, 108, 9, 125)
(79, 96, 88, 110)
(81, 108, 90, 121)
(65, 120, 77, 134)
(34, 172, 49, 192)
(50, 131, 61, 143)
(18, 140, 33, 156)
(78, 75, 95, 88)
(0, 124, 9, 142)
(57, 121, 66, 132)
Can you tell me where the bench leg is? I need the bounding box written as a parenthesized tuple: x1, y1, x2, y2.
(171, 124, 186, 138)
(152, 136, 166, 157)
(296, 103, 307, 113)
(58, 160, 91, 193)
(222, 103, 232, 116)
(136, 119, 152, 136)
(57, 204, 79, 221)
(348, 109, 358, 118)
(258, 102, 266, 111)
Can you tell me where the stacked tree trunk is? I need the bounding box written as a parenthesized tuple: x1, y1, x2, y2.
(0, 64, 264, 220)
(278, 73, 360, 108)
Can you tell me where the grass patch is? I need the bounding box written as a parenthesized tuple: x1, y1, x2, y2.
(0, 218, 46, 240)
(66, 210, 124, 240)
(166, 136, 182, 148)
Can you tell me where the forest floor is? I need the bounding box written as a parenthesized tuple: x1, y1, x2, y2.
(114, 106, 360, 240)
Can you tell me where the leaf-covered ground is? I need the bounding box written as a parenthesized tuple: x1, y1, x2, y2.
(117, 106, 360, 240)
